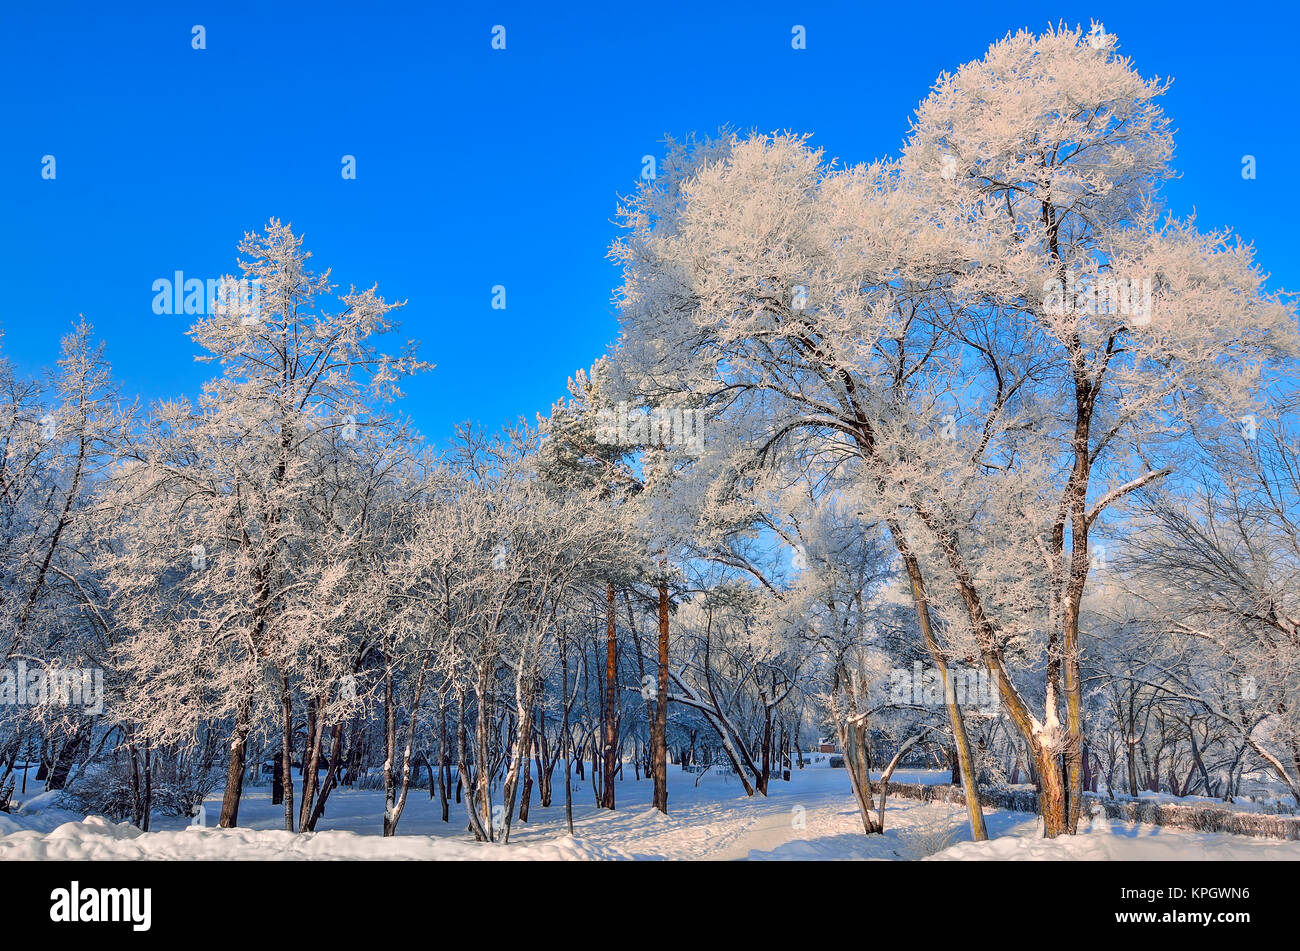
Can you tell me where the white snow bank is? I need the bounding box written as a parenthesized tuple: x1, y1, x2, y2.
(0, 816, 634, 861)
(0, 790, 86, 836)
(6, 768, 1299, 861)
(928, 825, 1300, 861)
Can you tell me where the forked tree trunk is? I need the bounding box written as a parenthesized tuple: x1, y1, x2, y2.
(839, 715, 880, 835)
(874, 730, 931, 832)
(535, 701, 554, 807)
(455, 685, 488, 841)
(502, 663, 539, 842)
(306, 722, 345, 831)
(299, 693, 328, 831)
(385, 660, 428, 836)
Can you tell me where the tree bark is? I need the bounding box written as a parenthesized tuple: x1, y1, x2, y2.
(602, 581, 618, 810)
(279, 674, 296, 832)
(892, 524, 988, 841)
(652, 580, 670, 813)
(306, 721, 344, 831)
(218, 695, 252, 828)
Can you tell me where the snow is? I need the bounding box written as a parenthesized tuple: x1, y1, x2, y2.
(929, 824, 1300, 861)
(4, 765, 1297, 861)
(0, 792, 85, 837)
(1, 817, 630, 862)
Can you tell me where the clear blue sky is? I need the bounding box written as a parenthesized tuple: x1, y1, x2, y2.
(2, 1, 1296, 445)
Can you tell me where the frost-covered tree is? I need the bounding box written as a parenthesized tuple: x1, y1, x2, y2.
(101, 221, 425, 828)
(894, 23, 1297, 833)
(608, 26, 1297, 836)
(0, 322, 130, 797)
(1117, 418, 1300, 804)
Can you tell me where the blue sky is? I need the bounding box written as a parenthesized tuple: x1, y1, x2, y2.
(2, 1, 1296, 446)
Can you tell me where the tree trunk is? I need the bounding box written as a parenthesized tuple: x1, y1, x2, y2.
(385, 660, 427, 836)
(455, 685, 488, 841)
(1037, 748, 1069, 837)
(272, 752, 284, 805)
(602, 581, 618, 810)
(535, 701, 554, 808)
(279, 674, 296, 832)
(306, 722, 345, 831)
(894, 530, 988, 841)
(475, 662, 494, 840)
(45, 724, 88, 792)
(559, 627, 576, 836)
(141, 745, 152, 832)
(299, 694, 327, 831)
(840, 716, 881, 835)
(1126, 695, 1140, 799)
(502, 667, 538, 842)
(438, 698, 451, 822)
(218, 696, 252, 828)
(652, 580, 670, 813)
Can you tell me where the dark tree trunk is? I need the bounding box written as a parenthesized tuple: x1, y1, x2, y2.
(652, 580, 670, 813)
(272, 752, 284, 806)
(602, 581, 618, 810)
(306, 722, 345, 831)
(218, 696, 253, 828)
(45, 725, 88, 792)
(439, 698, 451, 822)
(279, 674, 296, 832)
(560, 625, 575, 835)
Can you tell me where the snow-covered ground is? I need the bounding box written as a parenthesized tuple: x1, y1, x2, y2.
(3, 765, 1298, 860)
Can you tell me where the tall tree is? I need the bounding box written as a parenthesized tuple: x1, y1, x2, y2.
(102, 221, 424, 828)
